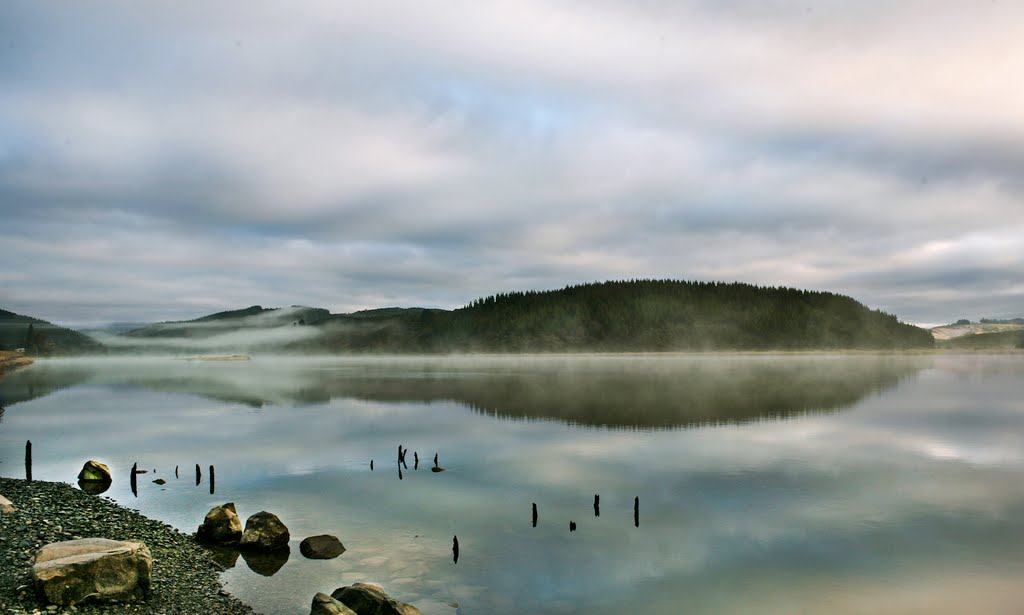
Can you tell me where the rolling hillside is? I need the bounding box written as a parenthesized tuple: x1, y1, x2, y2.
(0, 309, 106, 356)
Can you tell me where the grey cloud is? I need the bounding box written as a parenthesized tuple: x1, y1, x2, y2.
(1, 0, 1022, 326)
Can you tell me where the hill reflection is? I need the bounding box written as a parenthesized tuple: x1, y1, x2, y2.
(0, 355, 930, 429)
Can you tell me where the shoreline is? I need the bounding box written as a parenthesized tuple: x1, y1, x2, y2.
(0, 352, 33, 379)
(0, 477, 258, 614)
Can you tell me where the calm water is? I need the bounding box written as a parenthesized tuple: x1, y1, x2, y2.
(2, 353, 1024, 614)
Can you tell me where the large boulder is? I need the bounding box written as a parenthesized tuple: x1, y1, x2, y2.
(197, 503, 243, 544)
(77, 460, 112, 482)
(0, 494, 14, 514)
(239, 511, 290, 551)
(300, 534, 346, 559)
(32, 538, 152, 606)
(312, 592, 358, 615)
(331, 583, 423, 615)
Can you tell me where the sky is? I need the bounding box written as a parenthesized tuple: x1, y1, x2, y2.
(1, 1, 1022, 328)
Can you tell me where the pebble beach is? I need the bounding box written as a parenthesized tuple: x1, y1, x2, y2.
(0, 477, 258, 615)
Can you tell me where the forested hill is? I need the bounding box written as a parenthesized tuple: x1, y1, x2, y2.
(0, 309, 106, 356)
(401, 280, 933, 352)
(274, 280, 932, 353)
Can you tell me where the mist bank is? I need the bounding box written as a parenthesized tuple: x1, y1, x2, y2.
(108, 280, 936, 355)
(0, 354, 930, 428)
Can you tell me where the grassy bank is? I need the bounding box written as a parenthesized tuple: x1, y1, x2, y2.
(0, 351, 33, 378)
(0, 477, 257, 614)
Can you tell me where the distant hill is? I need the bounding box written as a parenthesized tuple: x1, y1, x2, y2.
(93, 305, 331, 354)
(938, 329, 1024, 350)
(0, 309, 106, 356)
(930, 321, 1024, 343)
(106, 280, 933, 354)
(123, 305, 329, 339)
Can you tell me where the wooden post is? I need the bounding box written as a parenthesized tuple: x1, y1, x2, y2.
(634, 496, 639, 528)
(209, 465, 215, 495)
(594, 494, 600, 517)
(25, 440, 32, 482)
(195, 464, 201, 486)
(532, 503, 538, 527)
(453, 535, 459, 564)
(130, 462, 138, 497)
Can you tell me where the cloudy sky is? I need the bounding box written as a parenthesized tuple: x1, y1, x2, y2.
(2, 1, 1022, 327)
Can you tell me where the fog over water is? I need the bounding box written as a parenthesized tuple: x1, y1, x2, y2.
(2, 353, 1024, 614)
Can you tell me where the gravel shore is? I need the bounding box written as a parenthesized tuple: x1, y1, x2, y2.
(0, 477, 259, 615)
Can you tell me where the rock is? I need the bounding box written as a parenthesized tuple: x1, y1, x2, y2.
(0, 494, 14, 513)
(77, 460, 112, 482)
(197, 503, 243, 544)
(239, 511, 289, 551)
(152, 479, 166, 485)
(32, 538, 152, 606)
(311, 591, 358, 615)
(430, 466, 446, 473)
(300, 534, 346, 559)
(331, 583, 423, 615)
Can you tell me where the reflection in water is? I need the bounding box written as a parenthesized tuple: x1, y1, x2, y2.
(77, 477, 112, 495)
(0, 355, 930, 429)
(7, 354, 1017, 615)
(241, 545, 290, 577)
(205, 545, 241, 571)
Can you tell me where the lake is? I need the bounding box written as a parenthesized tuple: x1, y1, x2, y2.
(2, 353, 1024, 614)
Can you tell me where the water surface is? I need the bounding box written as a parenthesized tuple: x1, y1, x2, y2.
(2, 353, 1023, 614)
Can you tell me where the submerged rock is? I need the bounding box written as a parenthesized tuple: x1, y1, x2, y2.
(331, 583, 423, 615)
(239, 511, 290, 551)
(311, 591, 357, 615)
(32, 538, 152, 606)
(430, 466, 446, 473)
(77, 460, 112, 482)
(300, 534, 346, 559)
(197, 503, 243, 544)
